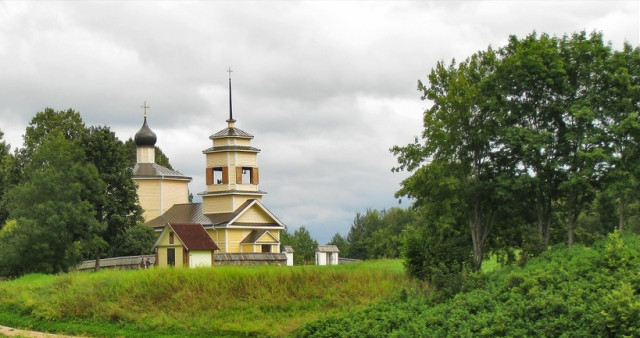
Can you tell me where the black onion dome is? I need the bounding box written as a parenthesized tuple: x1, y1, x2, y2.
(134, 116, 157, 146)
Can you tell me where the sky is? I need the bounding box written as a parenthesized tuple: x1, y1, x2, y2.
(1, 1, 638, 244)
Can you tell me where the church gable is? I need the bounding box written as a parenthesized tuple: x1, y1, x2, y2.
(229, 200, 284, 227)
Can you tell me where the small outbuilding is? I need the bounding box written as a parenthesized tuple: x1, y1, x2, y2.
(154, 223, 220, 268)
(315, 245, 340, 266)
(283, 245, 294, 266)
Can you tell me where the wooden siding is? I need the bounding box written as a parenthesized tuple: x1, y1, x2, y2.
(235, 153, 257, 166)
(236, 205, 272, 223)
(206, 153, 228, 167)
(203, 195, 234, 214)
(161, 180, 189, 214)
(135, 180, 161, 221)
(136, 146, 155, 163)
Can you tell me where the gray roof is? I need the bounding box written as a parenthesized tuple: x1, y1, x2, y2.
(209, 127, 254, 140)
(240, 230, 279, 244)
(145, 200, 284, 229)
(317, 245, 340, 253)
(283, 245, 294, 253)
(202, 145, 261, 154)
(132, 163, 192, 180)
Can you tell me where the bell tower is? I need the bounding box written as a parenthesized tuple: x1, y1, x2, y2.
(200, 69, 266, 214)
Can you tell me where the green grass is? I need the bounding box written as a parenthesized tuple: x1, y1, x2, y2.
(0, 260, 411, 337)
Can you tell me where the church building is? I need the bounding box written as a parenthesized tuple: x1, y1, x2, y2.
(132, 78, 286, 266)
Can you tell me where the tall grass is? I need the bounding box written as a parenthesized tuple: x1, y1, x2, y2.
(0, 260, 411, 337)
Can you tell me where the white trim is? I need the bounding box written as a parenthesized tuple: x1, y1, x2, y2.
(227, 199, 286, 227)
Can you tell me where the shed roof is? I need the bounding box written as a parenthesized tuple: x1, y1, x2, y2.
(317, 245, 340, 253)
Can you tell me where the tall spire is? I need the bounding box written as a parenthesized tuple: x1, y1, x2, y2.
(227, 67, 235, 122)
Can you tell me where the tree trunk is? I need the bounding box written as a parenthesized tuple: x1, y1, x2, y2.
(470, 219, 483, 271)
(567, 216, 575, 247)
(536, 182, 544, 242)
(618, 195, 625, 232)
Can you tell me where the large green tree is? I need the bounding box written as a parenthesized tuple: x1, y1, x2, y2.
(392, 48, 510, 270)
(0, 135, 105, 276)
(393, 30, 638, 278)
(81, 126, 143, 265)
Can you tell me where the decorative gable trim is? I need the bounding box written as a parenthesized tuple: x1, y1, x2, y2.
(226, 200, 285, 228)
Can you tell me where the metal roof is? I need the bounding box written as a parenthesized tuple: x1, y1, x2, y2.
(144, 200, 285, 229)
(168, 223, 220, 251)
(132, 163, 192, 180)
(209, 127, 254, 139)
(202, 145, 261, 154)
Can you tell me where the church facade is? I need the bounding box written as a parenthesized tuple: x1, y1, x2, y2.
(132, 101, 286, 267)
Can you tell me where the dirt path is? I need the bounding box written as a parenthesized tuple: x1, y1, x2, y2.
(0, 325, 81, 337)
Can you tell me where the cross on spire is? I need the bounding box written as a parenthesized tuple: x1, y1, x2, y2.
(141, 101, 150, 118)
(227, 67, 233, 79)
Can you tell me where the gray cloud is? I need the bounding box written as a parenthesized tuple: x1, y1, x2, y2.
(1, 1, 638, 243)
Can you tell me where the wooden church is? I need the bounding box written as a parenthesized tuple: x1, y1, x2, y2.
(132, 78, 286, 268)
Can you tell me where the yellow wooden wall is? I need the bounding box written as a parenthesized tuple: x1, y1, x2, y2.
(136, 178, 190, 222)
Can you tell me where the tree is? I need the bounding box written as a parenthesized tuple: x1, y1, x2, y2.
(599, 42, 640, 232)
(0, 135, 105, 276)
(392, 48, 506, 270)
(280, 226, 318, 265)
(81, 126, 143, 267)
(327, 233, 349, 255)
(0, 129, 12, 226)
(494, 33, 568, 247)
(109, 224, 156, 257)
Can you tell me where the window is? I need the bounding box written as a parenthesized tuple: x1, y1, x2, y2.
(167, 248, 175, 266)
(261, 244, 271, 253)
(237, 167, 259, 185)
(206, 167, 228, 185)
(169, 232, 174, 244)
(213, 167, 223, 184)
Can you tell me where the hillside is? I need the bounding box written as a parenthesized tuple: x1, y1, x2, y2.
(0, 260, 409, 337)
(297, 231, 640, 337)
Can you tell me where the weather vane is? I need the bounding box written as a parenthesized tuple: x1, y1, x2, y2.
(141, 101, 149, 118)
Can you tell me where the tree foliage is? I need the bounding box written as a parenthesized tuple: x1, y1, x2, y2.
(280, 226, 318, 265)
(0, 135, 104, 275)
(392, 31, 640, 279)
(0, 108, 152, 275)
(297, 232, 640, 337)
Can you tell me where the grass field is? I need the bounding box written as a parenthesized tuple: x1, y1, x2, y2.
(0, 260, 411, 337)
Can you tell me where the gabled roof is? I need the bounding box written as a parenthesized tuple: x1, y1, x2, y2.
(240, 230, 279, 244)
(225, 199, 285, 228)
(154, 223, 219, 251)
(132, 163, 192, 180)
(282, 246, 294, 253)
(317, 245, 340, 253)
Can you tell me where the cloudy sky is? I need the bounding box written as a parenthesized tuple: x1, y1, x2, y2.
(1, 1, 638, 243)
